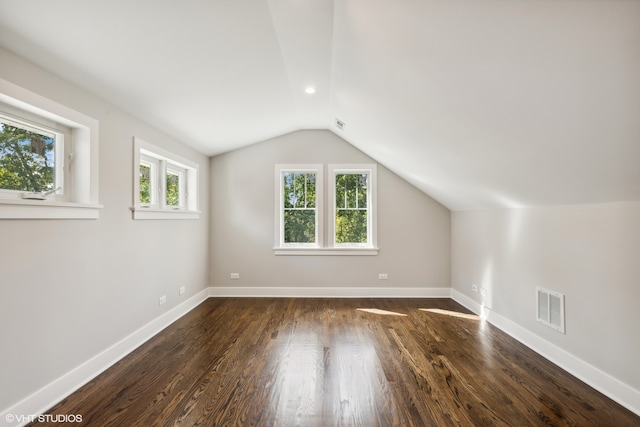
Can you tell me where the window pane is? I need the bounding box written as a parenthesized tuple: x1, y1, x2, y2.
(336, 173, 368, 209)
(281, 170, 318, 245)
(357, 174, 368, 208)
(336, 210, 368, 244)
(284, 209, 316, 243)
(0, 120, 56, 192)
(166, 170, 180, 207)
(139, 163, 152, 204)
(335, 172, 369, 244)
(283, 172, 316, 209)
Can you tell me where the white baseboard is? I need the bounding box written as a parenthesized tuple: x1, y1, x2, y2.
(1, 288, 209, 427)
(208, 286, 452, 298)
(451, 289, 640, 417)
(4, 287, 637, 426)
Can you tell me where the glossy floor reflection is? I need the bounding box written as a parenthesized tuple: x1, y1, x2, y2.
(31, 298, 639, 427)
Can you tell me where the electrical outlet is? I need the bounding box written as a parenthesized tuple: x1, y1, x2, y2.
(179, 286, 186, 295)
(230, 273, 240, 280)
(159, 295, 167, 305)
(472, 284, 478, 292)
(378, 273, 388, 280)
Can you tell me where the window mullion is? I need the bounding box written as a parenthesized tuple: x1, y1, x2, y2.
(159, 159, 167, 209)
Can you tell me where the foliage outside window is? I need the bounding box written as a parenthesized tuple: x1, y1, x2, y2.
(0, 78, 101, 220)
(335, 173, 368, 244)
(139, 162, 153, 205)
(0, 115, 62, 195)
(165, 167, 183, 208)
(330, 165, 376, 248)
(276, 165, 322, 247)
(275, 163, 377, 255)
(132, 137, 199, 220)
(283, 172, 317, 244)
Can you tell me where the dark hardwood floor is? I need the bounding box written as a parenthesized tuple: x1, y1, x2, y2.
(31, 298, 639, 426)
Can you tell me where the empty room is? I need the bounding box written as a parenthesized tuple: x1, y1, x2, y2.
(0, 1, 639, 426)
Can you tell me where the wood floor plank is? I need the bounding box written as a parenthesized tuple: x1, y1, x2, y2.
(28, 298, 639, 427)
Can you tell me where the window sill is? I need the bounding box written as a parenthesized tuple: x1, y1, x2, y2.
(274, 247, 379, 256)
(0, 198, 103, 219)
(131, 207, 201, 220)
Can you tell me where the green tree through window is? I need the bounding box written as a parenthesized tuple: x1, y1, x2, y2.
(166, 170, 180, 207)
(139, 163, 152, 204)
(283, 172, 316, 243)
(335, 173, 368, 244)
(0, 120, 56, 193)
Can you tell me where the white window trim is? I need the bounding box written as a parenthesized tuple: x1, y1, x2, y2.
(0, 78, 101, 219)
(273, 163, 378, 256)
(328, 164, 378, 251)
(274, 164, 323, 250)
(139, 154, 159, 208)
(131, 137, 200, 220)
(0, 110, 69, 200)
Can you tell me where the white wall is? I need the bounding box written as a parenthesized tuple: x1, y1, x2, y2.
(451, 202, 640, 394)
(0, 48, 210, 412)
(210, 130, 450, 290)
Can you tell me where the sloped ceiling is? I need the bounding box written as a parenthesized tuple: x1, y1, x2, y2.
(0, 0, 638, 210)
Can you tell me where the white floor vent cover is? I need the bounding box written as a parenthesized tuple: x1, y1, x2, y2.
(537, 287, 565, 334)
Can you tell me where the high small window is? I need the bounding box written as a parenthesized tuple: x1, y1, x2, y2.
(275, 164, 323, 248)
(139, 155, 158, 207)
(329, 164, 377, 248)
(0, 78, 100, 220)
(166, 165, 185, 208)
(0, 114, 65, 195)
(132, 137, 199, 220)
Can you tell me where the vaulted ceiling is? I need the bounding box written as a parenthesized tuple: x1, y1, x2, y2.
(0, 0, 638, 210)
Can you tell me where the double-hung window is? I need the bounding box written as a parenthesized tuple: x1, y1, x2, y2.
(132, 137, 199, 219)
(275, 164, 323, 248)
(329, 164, 377, 249)
(275, 163, 377, 255)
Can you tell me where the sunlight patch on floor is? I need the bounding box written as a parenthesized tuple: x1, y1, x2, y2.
(419, 308, 480, 320)
(357, 308, 407, 316)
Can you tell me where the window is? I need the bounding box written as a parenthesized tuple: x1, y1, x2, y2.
(0, 77, 101, 219)
(275, 164, 323, 247)
(0, 113, 66, 195)
(274, 163, 377, 255)
(329, 164, 377, 249)
(132, 137, 199, 219)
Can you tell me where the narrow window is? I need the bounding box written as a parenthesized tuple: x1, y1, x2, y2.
(275, 164, 323, 248)
(335, 173, 369, 244)
(329, 164, 377, 248)
(166, 166, 185, 209)
(139, 156, 158, 207)
(283, 172, 317, 243)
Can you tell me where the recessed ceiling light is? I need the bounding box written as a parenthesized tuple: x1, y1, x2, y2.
(305, 87, 316, 94)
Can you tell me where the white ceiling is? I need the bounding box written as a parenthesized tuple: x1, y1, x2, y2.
(0, 0, 638, 210)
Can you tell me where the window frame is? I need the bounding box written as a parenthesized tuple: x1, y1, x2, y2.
(139, 154, 159, 208)
(273, 163, 378, 256)
(131, 137, 199, 220)
(0, 110, 69, 199)
(0, 77, 101, 219)
(274, 164, 323, 250)
(328, 164, 378, 250)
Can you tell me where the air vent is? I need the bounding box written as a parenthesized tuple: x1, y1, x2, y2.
(335, 118, 345, 130)
(537, 287, 565, 333)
